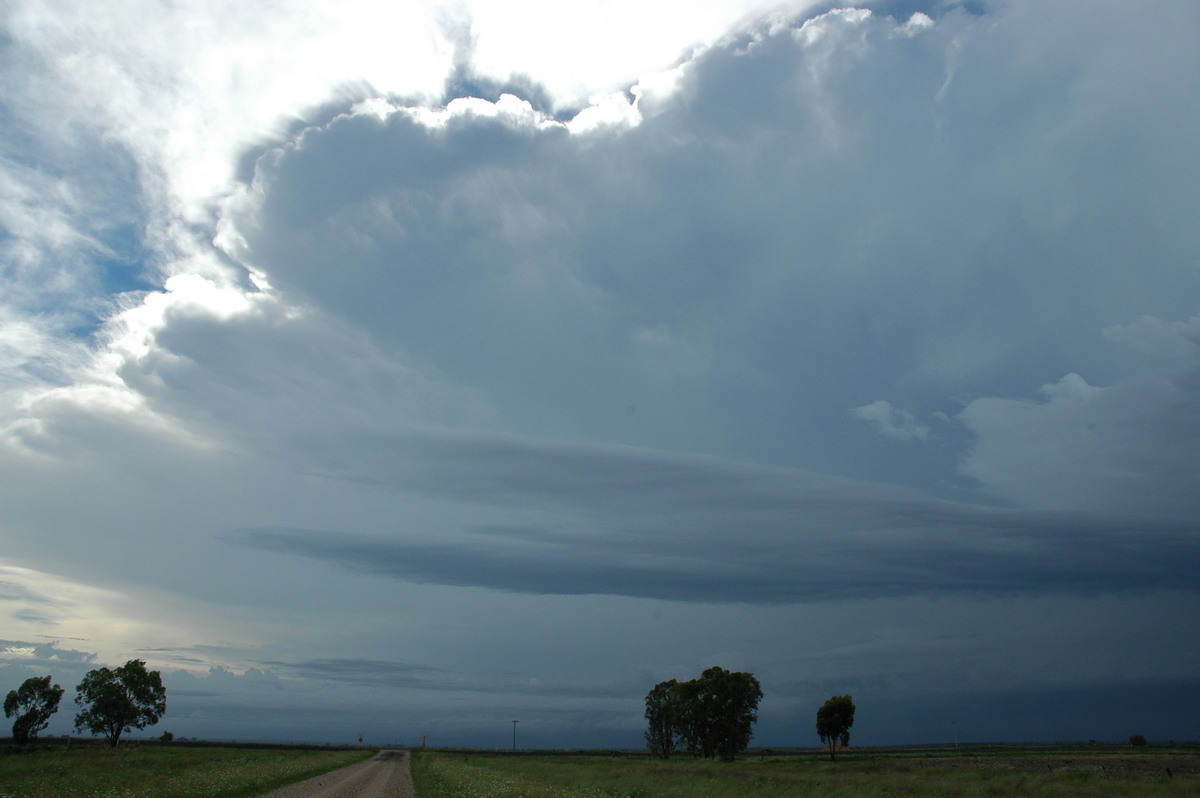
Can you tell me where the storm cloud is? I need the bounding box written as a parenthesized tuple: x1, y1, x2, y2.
(235, 440, 1200, 602)
(2, 0, 1198, 746)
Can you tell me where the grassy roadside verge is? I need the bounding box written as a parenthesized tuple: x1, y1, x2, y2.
(409, 749, 1199, 798)
(0, 744, 376, 798)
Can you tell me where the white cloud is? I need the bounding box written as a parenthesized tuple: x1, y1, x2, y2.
(793, 6, 873, 47)
(566, 91, 642, 134)
(4, 0, 453, 218)
(853, 399, 931, 440)
(464, 0, 804, 103)
(960, 362, 1200, 519)
(1103, 313, 1200, 362)
(0, 562, 235, 671)
(898, 12, 935, 38)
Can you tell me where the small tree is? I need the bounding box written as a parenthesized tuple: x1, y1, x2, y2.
(816, 694, 855, 762)
(4, 675, 65, 743)
(74, 660, 166, 747)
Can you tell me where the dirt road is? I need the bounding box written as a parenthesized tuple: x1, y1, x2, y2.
(258, 749, 415, 798)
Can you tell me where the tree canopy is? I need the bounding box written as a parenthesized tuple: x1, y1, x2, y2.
(74, 659, 166, 747)
(816, 694, 855, 761)
(644, 678, 683, 759)
(644, 666, 762, 761)
(4, 675, 65, 743)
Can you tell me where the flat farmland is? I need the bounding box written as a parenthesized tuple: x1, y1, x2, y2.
(0, 744, 376, 798)
(410, 747, 1200, 798)
(2, 743, 1197, 797)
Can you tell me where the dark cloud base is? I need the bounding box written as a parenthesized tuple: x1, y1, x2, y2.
(262, 657, 441, 687)
(235, 518, 1200, 604)
(236, 430, 1200, 603)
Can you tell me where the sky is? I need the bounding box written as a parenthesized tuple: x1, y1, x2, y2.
(1, 0, 1198, 749)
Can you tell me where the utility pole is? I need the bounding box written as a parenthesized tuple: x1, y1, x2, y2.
(952, 720, 959, 749)
(512, 720, 519, 751)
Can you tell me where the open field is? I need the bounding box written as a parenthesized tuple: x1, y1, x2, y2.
(0, 744, 376, 798)
(410, 748, 1200, 798)
(2, 743, 1196, 797)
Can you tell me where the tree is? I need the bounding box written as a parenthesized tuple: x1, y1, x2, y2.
(644, 679, 683, 759)
(74, 660, 166, 747)
(816, 694, 855, 761)
(694, 667, 763, 761)
(646, 667, 762, 761)
(675, 676, 706, 757)
(4, 675, 65, 743)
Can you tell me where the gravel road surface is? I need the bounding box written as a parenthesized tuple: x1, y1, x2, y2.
(258, 749, 415, 798)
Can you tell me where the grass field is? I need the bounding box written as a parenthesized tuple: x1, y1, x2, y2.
(410, 748, 1200, 798)
(3, 743, 1196, 797)
(0, 744, 376, 798)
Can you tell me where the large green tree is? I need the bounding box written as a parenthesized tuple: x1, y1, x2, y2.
(4, 675, 65, 743)
(815, 694, 855, 761)
(645, 666, 762, 761)
(74, 660, 166, 747)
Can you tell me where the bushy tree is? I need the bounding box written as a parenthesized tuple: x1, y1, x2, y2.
(644, 678, 683, 759)
(677, 667, 761, 760)
(644, 667, 762, 761)
(74, 660, 166, 747)
(718, 670, 763, 760)
(816, 694, 855, 761)
(4, 675, 65, 743)
(675, 676, 705, 757)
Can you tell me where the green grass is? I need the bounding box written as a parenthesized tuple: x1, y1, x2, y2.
(410, 750, 1199, 798)
(0, 744, 376, 798)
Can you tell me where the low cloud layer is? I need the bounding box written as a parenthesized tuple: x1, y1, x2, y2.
(235, 435, 1200, 603)
(241, 519, 1200, 602)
